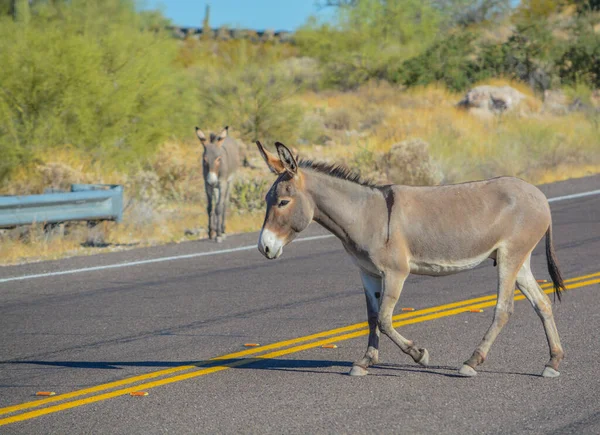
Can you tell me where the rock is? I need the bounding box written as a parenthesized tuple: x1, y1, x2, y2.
(458, 85, 527, 116)
(184, 228, 204, 237)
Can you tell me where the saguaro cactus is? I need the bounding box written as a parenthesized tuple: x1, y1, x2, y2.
(202, 4, 210, 39)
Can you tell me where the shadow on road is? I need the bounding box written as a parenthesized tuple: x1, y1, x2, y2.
(1, 358, 542, 379)
(1, 358, 352, 372)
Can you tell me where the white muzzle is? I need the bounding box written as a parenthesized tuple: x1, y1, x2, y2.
(258, 228, 284, 259)
(206, 172, 219, 186)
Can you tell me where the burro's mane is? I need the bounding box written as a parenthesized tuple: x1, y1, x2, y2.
(298, 159, 378, 188)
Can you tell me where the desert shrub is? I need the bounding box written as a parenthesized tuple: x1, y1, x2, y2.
(151, 142, 204, 202)
(432, 0, 512, 27)
(230, 175, 271, 213)
(399, 32, 482, 91)
(348, 144, 379, 178)
(0, 0, 195, 182)
(323, 107, 360, 131)
(296, 0, 442, 89)
(359, 107, 387, 131)
(557, 19, 600, 87)
(279, 57, 323, 91)
(298, 111, 328, 145)
(125, 170, 165, 210)
(37, 162, 88, 191)
(379, 139, 443, 186)
(348, 139, 443, 185)
(198, 62, 305, 145)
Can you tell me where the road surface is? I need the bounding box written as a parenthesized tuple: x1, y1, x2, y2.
(0, 175, 599, 434)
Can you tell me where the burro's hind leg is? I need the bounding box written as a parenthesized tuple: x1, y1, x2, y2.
(214, 184, 225, 243)
(377, 270, 429, 367)
(516, 254, 564, 378)
(218, 180, 232, 242)
(349, 271, 381, 376)
(460, 248, 522, 377)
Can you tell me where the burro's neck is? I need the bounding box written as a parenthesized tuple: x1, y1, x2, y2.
(303, 169, 385, 250)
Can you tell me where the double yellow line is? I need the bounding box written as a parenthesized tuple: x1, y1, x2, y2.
(1, 271, 599, 426)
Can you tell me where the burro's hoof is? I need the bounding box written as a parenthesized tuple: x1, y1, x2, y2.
(349, 365, 368, 376)
(542, 366, 560, 378)
(216, 236, 224, 243)
(458, 364, 477, 377)
(417, 348, 429, 366)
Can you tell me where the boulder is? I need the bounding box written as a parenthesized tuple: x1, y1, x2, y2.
(458, 85, 527, 116)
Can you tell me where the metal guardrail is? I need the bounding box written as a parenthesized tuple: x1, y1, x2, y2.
(0, 184, 123, 229)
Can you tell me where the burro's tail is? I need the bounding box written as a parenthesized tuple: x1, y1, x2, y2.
(545, 224, 565, 302)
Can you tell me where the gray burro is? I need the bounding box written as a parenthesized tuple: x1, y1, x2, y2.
(196, 126, 243, 242)
(255, 140, 565, 379)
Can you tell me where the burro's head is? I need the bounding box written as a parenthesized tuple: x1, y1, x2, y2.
(256, 141, 314, 260)
(196, 126, 228, 186)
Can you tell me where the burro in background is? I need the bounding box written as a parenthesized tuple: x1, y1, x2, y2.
(255, 140, 566, 379)
(195, 126, 243, 242)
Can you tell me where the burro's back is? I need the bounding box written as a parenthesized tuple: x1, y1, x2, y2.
(195, 126, 244, 242)
(220, 135, 242, 178)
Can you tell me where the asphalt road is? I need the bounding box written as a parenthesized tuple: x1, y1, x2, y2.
(0, 175, 599, 434)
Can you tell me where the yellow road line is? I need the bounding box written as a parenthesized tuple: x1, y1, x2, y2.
(0, 271, 597, 418)
(0, 275, 598, 427)
(1, 276, 534, 417)
(0, 300, 456, 417)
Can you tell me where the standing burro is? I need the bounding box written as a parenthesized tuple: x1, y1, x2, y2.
(195, 126, 243, 243)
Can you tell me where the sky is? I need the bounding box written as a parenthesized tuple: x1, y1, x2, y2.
(141, 0, 335, 31)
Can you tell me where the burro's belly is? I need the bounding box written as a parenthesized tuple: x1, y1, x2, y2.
(409, 250, 494, 276)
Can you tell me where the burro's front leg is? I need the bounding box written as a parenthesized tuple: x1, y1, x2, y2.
(349, 271, 382, 376)
(205, 182, 216, 240)
(378, 270, 429, 367)
(210, 185, 221, 242)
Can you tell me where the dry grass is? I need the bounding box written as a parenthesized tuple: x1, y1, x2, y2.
(0, 207, 265, 265)
(2, 80, 599, 265)
(298, 80, 599, 184)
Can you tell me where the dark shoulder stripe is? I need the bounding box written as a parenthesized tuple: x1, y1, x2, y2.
(376, 185, 395, 243)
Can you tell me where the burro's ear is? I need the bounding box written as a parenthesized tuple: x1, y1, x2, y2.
(216, 126, 228, 146)
(275, 142, 298, 175)
(256, 141, 285, 174)
(195, 127, 207, 143)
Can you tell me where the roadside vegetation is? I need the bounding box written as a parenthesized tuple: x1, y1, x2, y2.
(1, 0, 599, 264)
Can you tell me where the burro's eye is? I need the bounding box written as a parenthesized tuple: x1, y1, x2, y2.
(278, 199, 290, 208)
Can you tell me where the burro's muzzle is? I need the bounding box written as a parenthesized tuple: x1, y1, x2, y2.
(258, 228, 285, 259)
(206, 172, 219, 186)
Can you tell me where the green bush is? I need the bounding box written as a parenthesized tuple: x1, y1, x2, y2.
(194, 41, 305, 144)
(230, 177, 271, 213)
(558, 18, 600, 88)
(296, 0, 442, 89)
(0, 0, 196, 182)
(398, 32, 481, 91)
